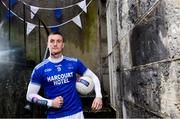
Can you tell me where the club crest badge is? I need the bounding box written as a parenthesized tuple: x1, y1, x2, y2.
(57, 66, 61, 72)
(55, 64, 62, 72)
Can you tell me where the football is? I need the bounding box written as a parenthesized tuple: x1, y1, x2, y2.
(76, 76, 94, 95)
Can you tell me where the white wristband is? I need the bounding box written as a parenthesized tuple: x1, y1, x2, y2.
(47, 100, 53, 107)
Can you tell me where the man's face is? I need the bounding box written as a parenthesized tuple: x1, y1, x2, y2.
(48, 34, 64, 55)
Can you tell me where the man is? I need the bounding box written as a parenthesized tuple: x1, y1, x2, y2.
(26, 32, 103, 119)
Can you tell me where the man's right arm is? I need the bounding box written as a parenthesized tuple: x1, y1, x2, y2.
(26, 82, 63, 108)
(26, 82, 53, 107)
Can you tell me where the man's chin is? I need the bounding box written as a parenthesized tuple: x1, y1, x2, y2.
(51, 52, 61, 56)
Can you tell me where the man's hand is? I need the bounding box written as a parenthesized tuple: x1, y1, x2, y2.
(91, 97, 103, 112)
(52, 96, 64, 108)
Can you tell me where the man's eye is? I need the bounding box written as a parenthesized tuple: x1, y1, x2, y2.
(57, 40, 63, 43)
(50, 40, 54, 43)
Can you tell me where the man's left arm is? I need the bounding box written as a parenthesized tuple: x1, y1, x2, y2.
(83, 69, 103, 112)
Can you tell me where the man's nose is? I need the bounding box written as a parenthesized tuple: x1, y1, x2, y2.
(54, 41, 58, 45)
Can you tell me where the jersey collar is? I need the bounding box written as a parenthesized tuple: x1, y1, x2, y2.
(48, 55, 64, 63)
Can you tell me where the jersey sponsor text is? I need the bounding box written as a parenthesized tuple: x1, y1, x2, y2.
(47, 72, 73, 85)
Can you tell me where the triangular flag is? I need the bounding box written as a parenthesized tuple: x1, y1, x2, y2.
(72, 15, 82, 28)
(77, 0, 87, 13)
(54, 8, 62, 21)
(50, 27, 59, 32)
(0, 20, 4, 28)
(30, 6, 39, 19)
(5, 10, 14, 20)
(9, 0, 18, 7)
(26, 22, 36, 35)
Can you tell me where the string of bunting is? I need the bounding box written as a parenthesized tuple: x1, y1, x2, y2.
(0, 0, 93, 35)
(21, 0, 86, 10)
(20, 0, 88, 19)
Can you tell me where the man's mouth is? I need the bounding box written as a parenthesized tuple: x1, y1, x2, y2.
(51, 51, 61, 55)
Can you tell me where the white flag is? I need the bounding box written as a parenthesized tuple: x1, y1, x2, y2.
(30, 6, 39, 19)
(77, 0, 87, 13)
(26, 22, 36, 35)
(0, 20, 4, 28)
(72, 15, 82, 28)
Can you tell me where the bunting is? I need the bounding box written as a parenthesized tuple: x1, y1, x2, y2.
(21, 0, 86, 10)
(1, 0, 93, 35)
(50, 27, 59, 32)
(77, 0, 87, 13)
(9, 0, 18, 7)
(5, 10, 14, 20)
(30, 6, 39, 19)
(54, 8, 62, 21)
(4, 0, 18, 20)
(26, 22, 36, 35)
(0, 20, 4, 28)
(72, 15, 82, 28)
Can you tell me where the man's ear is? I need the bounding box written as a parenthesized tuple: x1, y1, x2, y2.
(62, 43, 65, 48)
(47, 41, 50, 48)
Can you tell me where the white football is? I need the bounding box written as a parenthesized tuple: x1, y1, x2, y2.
(76, 76, 94, 95)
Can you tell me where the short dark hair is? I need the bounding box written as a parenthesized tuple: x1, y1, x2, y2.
(48, 31, 65, 42)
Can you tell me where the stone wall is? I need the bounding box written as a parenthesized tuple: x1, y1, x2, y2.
(106, 0, 180, 118)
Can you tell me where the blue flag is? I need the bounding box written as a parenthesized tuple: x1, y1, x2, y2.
(9, 0, 18, 7)
(54, 8, 62, 21)
(50, 27, 59, 32)
(4, 0, 17, 20)
(5, 10, 14, 20)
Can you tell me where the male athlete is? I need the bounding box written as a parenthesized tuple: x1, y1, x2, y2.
(26, 32, 103, 119)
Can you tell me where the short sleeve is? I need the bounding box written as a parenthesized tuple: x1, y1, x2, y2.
(76, 59, 87, 76)
(31, 67, 43, 85)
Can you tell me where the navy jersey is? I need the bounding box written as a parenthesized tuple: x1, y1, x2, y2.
(31, 56, 87, 118)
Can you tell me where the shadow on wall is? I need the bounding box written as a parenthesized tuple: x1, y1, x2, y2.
(124, 23, 170, 118)
(130, 23, 169, 66)
(121, 0, 171, 118)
